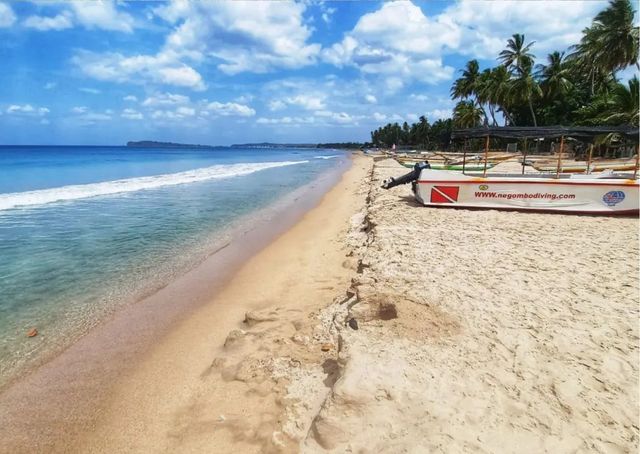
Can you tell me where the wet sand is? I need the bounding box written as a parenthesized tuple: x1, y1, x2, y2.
(0, 156, 355, 453)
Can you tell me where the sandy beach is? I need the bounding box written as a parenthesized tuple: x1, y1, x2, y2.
(1, 155, 638, 453)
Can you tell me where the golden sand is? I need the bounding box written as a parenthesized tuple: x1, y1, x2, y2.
(3, 156, 638, 453)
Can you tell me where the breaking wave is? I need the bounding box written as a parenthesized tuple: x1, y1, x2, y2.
(313, 155, 340, 160)
(0, 160, 308, 211)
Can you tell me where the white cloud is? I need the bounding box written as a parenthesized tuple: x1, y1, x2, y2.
(235, 94, 254, 103)
(322, 1, 603, 88)
(269, 100, 286, 111)
(80, 112, 111, 121)
(284, 94, 325, 110)
(372, 112, 387, 122)
(256, 116, 315, 125)
(319, 3, 336, 24)
(79, 87, 101, 94)
(365, 94, 377, 104)
(123, 95, 138, 102)
(71, 106, 88, 114)
(443, 0, 606, 58)
(72, 50, 206, 91)
(409, 94, 429, 102)
(70, 0, 135, 33)
(6, 104, 49, 116)
(328, 111, 354, 124)
(322, 2, 456, 85)
(0, 2, 16, 28)
(427, 109, 452, 121)
(150, 109, 195, 120)
(121, 108, 143, 120)
(24, 12, 73, 31)
(154, 1, 320, 74)
(268, 94, 326, 112)
(206, 101, 255, 117)
(176, 106, 195, 116)
(142, 92, 190, 106)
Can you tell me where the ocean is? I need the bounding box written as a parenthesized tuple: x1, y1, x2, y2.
(0, 145, 348, 388)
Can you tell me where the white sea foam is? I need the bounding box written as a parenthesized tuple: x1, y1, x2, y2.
(313, 155, 340, 160)
(0, 160, 308, 211)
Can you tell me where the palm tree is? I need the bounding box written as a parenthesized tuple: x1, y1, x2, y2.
(499, 33, 536, 74)
(452, 100, 484, 128)
(476, 69, 494, 125)
(570, 0, 639, 84)
(591, 0, 639, 74)
(491, 66, 517, 126)
(500, 34, 539, 125)
(600, 76, 639, 125)
(509, 60, 542, 126)
(536, 51, 572, 100)
(479, 66, 517, 126)
(451, 59, 481, 102)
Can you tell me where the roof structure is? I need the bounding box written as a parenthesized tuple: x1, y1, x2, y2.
(451, 126, 639, 141)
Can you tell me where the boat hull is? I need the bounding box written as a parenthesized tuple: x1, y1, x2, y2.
(413, 170, 639, 215)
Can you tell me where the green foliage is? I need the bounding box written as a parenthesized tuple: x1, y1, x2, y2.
(369, 0, 638, 149)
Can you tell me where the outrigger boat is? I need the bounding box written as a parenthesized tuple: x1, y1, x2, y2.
(395, 158, 495, 171)
(531, 158, 638, 173)
(383, 126, 639, 216)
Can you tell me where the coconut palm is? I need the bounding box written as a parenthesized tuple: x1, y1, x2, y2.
(450, 59, 481, 102)
(499, 33, 536, 74)
(479, 66, 517, 126)
(591, 0, 639, 74)
(601, 76, 639, 125)
(452, 100, 484, 128)
(509, 60, 542, 126)
(536, 51, 572, 100)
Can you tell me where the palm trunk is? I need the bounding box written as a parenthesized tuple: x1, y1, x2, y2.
(502, 107, 515, 126)
(528, 97, 537, 127)
(489, 104, 497, 126)
(474, 98, 489, 126)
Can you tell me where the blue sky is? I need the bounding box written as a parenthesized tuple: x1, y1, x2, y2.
(0, 0, 625, 145)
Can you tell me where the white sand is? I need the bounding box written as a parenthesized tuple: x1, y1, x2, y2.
(44, 156, 640, 453)
(298, 159, 639, 453)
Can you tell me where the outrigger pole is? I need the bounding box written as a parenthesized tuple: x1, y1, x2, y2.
(462, 142, 467, 175)
(555, 135, 565, 178)
(522, 138, 528, 175)
(482, 135, 490, 177)
(586, 143, 594, 175)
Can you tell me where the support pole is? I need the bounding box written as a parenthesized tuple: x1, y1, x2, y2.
(462, 143, 467, 175)
(482, 135, 490, 177)
(634, 144, 639, 179)
(586, 143, 594, 175)
(555, 135, 564, 178)
(522, 138, 528, 175)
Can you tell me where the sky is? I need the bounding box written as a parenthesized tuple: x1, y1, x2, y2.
(0, 0, 627, 145)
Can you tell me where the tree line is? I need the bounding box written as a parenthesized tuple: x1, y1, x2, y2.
(370, 0, 639, 149)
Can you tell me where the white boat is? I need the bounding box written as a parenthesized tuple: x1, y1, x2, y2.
(405, 168, 639, 215)
(381, 125, 639, 215)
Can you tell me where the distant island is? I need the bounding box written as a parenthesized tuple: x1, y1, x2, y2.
(127, 140, 365, 150)
(126, 141, 225, 149)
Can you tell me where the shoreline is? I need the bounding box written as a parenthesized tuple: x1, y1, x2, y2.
(2, 156, 637, 453)
(0, 155, 355, 452)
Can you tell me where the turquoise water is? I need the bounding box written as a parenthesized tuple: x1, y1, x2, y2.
(0, 146, 347, 386)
